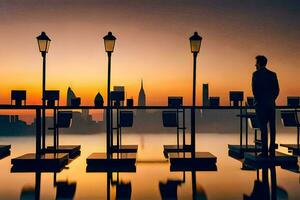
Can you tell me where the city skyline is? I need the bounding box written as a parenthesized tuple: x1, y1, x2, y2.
(0, 0, 299, 108)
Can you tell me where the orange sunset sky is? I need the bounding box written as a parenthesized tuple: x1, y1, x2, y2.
(0, 0, 299, 118)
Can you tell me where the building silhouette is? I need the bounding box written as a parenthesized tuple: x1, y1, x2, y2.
(203, 83, 209, 106)
(138, 80, 146, 106)
(67, 87, 76, 106)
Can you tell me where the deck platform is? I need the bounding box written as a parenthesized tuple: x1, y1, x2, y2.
(0, 145, 11, 159)
(228, 144, 278, 159)
(243, 151, 298, 168)
(111, 145, 138, 153)
(163, 145, 192, 158)
(86, 152, 136, 172)
(280, 144, 300, 156)
(11, 153, 69, 172)
(169, 152, 217, 171)
(46, 145, 81, 159)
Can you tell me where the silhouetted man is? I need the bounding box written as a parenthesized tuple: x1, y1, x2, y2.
(252, 55, 279, 157)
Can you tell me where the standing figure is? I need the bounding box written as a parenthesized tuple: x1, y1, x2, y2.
(252, 55, 280, 157)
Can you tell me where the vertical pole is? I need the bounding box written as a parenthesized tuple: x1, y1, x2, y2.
(245, 103, 248, 148)
(35, 172, 41, 200)
(53, 108, 57, 150)
(36, 108, 41, 157)
(192, 170, 197, 200)
(176, 108, 179, 149)
(117, 108, 120, 149)
(106, 52, 112, 158)
(239, 105, 243, 148)
(42, 53, 46, 150)
(183, 108, 186, 148)
(191, 52, 197, 157)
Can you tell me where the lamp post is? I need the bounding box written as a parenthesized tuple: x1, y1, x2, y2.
(103, 32, 116, 157)
(36, 31, 51, 150)
(189, 32, 202, 156)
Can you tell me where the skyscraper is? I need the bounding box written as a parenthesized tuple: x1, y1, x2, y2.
(202, 83, 209, 106)
(138, 80, 146, 106)
(67, 87, 76, 106)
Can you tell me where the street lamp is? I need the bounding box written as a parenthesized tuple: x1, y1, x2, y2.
(103, 31, 116, 157)
(189, 32, 202, 156)
(37, 31, 51, 150)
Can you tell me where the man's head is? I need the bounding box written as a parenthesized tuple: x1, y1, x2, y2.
(255, 55, 268, 70)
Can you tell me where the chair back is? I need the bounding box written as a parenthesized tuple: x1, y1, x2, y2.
(281, 111, 298, 127)
(162, 111, 178, 127)
(120, 111, 134, 127)
(57, 111, 72, 128)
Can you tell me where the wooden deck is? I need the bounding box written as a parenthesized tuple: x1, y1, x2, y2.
(0, 145, 11, 159)
(111, 145, 138, 153)
(163, 145, 192, 158)
(280, 144, 300, 156)
(86, 152, 137, 172)
(11, 153, 69, 172)
(46, 145, 81, 159)
(243, 151, 298, 168)
(169, 152, 217, 171)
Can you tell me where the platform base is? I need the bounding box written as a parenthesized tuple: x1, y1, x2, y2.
(11, 153, 69, 172)
(46, 145, 81, 159)
(0, 145, 11, 159)
(169, 152, 217, 171)
(280, 144, 300, 156)
(163, 145, 192, 158)
(228, 144, 278, 159)
(86, 152, 136, 172)
(111, 145, 138, 153)
(243, 151, 298, 168)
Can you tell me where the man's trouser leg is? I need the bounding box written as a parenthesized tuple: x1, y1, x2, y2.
(269, 107, 276, 157)
(256, 108, 268, 157)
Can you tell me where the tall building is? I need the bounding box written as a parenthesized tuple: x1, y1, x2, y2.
(67, 87, 76, 106)
(138, 80, 146, 106)
(202, 83, 209, 106)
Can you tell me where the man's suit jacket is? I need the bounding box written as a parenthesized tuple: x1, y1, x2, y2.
(252, 67, 279, 108)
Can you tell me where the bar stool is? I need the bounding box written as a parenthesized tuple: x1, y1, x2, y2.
(162, 97, 188, 157)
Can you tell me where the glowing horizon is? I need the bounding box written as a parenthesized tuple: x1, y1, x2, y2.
(0, 0, 299, 109)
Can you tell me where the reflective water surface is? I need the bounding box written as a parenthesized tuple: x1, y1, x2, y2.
(0, 133, 299, 200)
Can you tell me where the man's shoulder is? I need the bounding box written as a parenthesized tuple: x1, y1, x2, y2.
(266, 68, 277, 75)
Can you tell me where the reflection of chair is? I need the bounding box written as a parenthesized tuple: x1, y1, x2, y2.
(159, 180, 182, 200)
(116, 182, 131, 200)
(280, 110, 300, 154)
(55, 181, 77, 200)
(11, 90, 26, 106)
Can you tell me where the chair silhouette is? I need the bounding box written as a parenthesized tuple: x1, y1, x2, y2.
(11, 90, 26, 106)
(230, 91, 244, 107)
(49, 111, 72, 150)
(162, 97, 188, 157)
(209, 97, 220, 107)
(280, 110, 300, 151)
(45, 90, 59, 107)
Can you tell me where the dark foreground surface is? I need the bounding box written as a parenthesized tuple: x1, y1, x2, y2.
(0, 132, 299, 200)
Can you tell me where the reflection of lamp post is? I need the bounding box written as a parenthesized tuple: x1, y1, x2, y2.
(37, 32, 51, 150)
(189, 32, 202, 156)
(103, 32, 116, 157)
